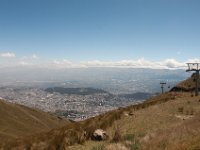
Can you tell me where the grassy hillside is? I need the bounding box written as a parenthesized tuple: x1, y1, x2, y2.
(0, 99, 70, 143)
(70, 92, 200, 150)
(171, 73, 200, 92)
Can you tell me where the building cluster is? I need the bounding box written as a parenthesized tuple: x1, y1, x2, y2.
(0, 87, 142, 120)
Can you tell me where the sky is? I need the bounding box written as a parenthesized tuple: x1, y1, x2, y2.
(0, 0, 200, 69)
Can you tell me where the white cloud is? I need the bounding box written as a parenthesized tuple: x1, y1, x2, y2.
(0, 52, 16, 58)
(53, 59, 72, 65)
(31, 54, 39, 59)
(163, 59, 185, 68)
(185, 58, 200, 63)
(45, 59, 85, 69)
(116, 59, 158, 68)
(18, 61, 32, 66)
(22, 54, 39, 60)
(23, 58, 198, 69)
(81, 58, 188, 69)
(1, 55, 199, 69)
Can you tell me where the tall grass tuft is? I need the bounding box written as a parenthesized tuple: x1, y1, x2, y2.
(91, 144, 105, 150)
(112, 126, 122, 143)
(124, 134, 140, 150)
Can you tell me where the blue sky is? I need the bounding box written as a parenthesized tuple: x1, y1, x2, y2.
(0, 0, 200, 68)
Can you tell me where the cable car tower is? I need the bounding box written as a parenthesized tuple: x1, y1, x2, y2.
(160, 82, 166, 94)
(186, 63, 200, 96)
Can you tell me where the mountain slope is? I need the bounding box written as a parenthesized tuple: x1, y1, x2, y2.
(1, 75, 200, 150)
(170, 73, 200, 92)
(0, 99, 69, 143)
(70, 93, 200, 150)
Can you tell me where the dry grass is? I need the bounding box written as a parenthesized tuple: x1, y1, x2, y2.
(105, 143, 129, 150)
(69, 92, 200, 150)
(171, 73, 200, 92)
(141, 114, 200, 150)
(0, 107, 124, 149)
(0, 99, 69, 143)
(112, 126, 122, 143)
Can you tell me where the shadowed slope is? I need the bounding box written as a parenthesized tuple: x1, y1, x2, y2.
(0, 99, 69, 143)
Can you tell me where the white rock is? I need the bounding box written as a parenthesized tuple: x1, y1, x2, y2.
(92, 129, 108, 141)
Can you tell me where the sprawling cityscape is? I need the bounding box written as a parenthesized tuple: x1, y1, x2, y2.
(0, 87, 150, 120)
(0, 68, 190, 120)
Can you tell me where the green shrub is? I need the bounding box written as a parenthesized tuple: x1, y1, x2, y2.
(124, 134, 140, 150)
(91, 144, 105, 150)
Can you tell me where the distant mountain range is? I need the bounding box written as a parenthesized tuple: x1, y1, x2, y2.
(45, 87, 153, 99)
(45, 87, 108, 95)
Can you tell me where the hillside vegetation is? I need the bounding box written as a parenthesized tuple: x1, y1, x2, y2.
(0, 99, 70, 143)
(70, 92, 200, 150)
(171, 73, 200, 92)
(1, 74, 200, 150)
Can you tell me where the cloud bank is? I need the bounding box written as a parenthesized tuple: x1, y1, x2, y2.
(41, 58, 199, 69)
(3, 58, 200, 69)
(0, 52, 16, 58)
(0, 52, 199, 69)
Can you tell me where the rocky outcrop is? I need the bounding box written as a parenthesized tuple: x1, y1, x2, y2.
(92, 129, 108, 141)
